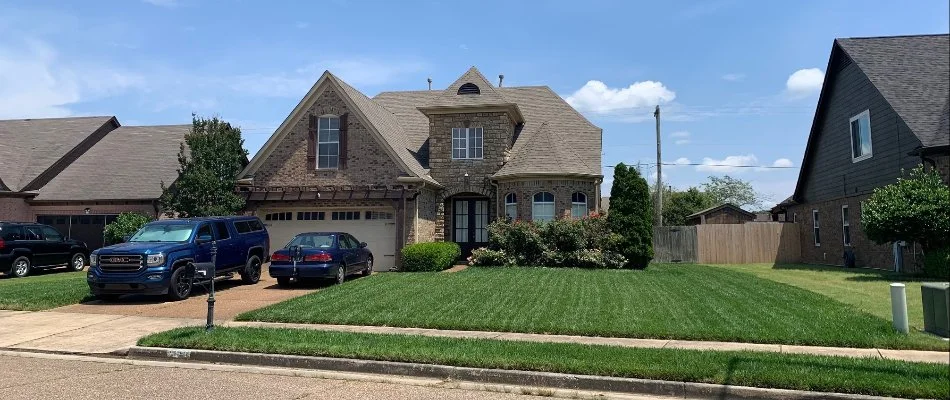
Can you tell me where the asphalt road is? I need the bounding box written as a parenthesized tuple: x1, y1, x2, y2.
(0, 353, 550, 400)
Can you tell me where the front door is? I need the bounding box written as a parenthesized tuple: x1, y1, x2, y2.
(452, 199, 489, 257)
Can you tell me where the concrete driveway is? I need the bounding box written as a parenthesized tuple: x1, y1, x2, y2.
(55, 268, 321, 321)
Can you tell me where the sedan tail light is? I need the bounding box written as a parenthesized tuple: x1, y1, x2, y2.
(304, 253, 332, 262)
(270, 253, 291, 262)
(0, 238, 5, 250)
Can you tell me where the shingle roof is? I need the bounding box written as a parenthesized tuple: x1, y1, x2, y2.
(425, 66, 510, 108)
(0, 116, 115, 192)
(686, 203, 755, 219)
(33, 125, 190, 201)
(837, 34, 950, 147)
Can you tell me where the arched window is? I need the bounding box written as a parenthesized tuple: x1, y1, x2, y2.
(532, 192, 555, 222)
(571, 192, 587, 218)
(505, 193, 518, 221)
(317, 115, 340, 169)
(457, 83, 480, 95)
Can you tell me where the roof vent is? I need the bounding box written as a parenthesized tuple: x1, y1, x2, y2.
(457, 83, 480, 95)
(498, 74, 504, 87)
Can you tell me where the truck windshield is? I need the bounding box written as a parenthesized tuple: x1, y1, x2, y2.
(129, 224, 195, 242)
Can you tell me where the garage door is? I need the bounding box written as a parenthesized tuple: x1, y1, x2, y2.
(260, 209, 396, 271)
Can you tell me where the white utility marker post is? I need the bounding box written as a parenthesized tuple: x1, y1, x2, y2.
(889, 283, 909, 334)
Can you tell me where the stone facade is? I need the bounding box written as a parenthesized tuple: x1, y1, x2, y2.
(495, 179, 599, 221)
(407, 188, 438, 243)
(428, 112, 513, 194)
(788, 195, 922, 272)
(253, 88, 405, 187)
(928, 154, 949, 184)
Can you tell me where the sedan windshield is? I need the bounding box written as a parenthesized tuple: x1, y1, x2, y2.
(129, 224, 194, 242)
(286, 234, 335, 249)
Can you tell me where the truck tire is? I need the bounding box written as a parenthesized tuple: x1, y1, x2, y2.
(11, 256, 31, 278)
(240, 255, 262, 284)
(167, 266, 193, 301)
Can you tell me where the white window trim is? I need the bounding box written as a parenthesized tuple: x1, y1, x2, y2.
(317, 114, 340, 170)
(504, 193, 518, 220)
(841, 205, 851, 247)
(451, 127, 484, 160)
(848, 110, 873, 163)
(812, 209, 820, 247)
(571, 192, 587, 218)
(532, 192, 555, 222)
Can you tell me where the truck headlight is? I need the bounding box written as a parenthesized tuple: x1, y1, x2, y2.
(146, 253, 165, 267)
(89, 254, 98, 266)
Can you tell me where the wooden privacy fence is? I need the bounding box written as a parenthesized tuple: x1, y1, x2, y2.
(653, 223, 801, 264)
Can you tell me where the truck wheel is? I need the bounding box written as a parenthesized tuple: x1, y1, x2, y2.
(70, 253, 86, 271)
(276, 277, 292, 288)
(167, 267, 193, 301)
(12, 256, 31, 278)
(240, 255, 262, 284)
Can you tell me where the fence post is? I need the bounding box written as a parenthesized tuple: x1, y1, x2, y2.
(890, 283, 909, 334)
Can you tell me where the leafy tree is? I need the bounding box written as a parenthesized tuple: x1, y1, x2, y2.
(160, 115, 248, 217)
(103, 212, 153, 245)
(701, 175, 768, 209)
(607, 163, 654, 269)
(663, 187, 715, 226)
(861, 166, 950, 251)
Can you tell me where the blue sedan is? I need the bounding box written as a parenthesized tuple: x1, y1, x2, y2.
(269, 232, 373, 287)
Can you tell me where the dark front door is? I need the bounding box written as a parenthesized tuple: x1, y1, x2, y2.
(452, 199, 489, 257)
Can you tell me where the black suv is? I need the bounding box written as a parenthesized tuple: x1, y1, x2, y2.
(0, 222, 90, 278)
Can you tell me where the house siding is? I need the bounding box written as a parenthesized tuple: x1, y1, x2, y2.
(253, 88, 405, 187)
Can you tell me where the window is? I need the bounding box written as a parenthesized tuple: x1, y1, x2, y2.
(331, 211, 360, 221)
(23, 226, 43, 240)
(317, 116, 340, 169)
(841, 205, 851, 247)
(812, 210, 821, 247)
(504, 193, 518, 221)
(41, 226, 63, 242)
(0, 226, 22, 241)
(214, 222, 230, 240)
(195, 224, 213, 240)
(365, 211, 393, 220)
(849, 110, 872, 162)
(297, 211, 326, 221)
(339, 234, 356, 249)
(247, 219, 265, 232)
(571, 192, 587, 218)
(451, 127, 483, 159)
(264, 212, 292, 221)
(532, 192, 555, 222)
(234, 221, 251, 234)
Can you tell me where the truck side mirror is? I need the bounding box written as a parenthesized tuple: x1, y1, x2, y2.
(196, 233, 213, 244)
(122, 235, 132, 243)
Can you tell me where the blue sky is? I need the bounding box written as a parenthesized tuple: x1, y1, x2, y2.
(2, 0, 948, 207)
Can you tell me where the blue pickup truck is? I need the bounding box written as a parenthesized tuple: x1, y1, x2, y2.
(88, 216, 269, 301)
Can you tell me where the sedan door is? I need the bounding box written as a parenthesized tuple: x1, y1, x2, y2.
(338, 235, 358, 273)
(348, 234, 369, 267)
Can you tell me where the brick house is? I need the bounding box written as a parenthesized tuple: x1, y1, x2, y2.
(0, 116, 189, 249)
(772, 34, 949, 271)
(238, 67, 603, 269)
(685, 203, 755, 225)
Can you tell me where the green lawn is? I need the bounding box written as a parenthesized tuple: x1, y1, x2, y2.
(0, 271, 91, 311)
(238, 265, 947, 350)
(139, 327, 950, 399)
(711, 264, 944, 331)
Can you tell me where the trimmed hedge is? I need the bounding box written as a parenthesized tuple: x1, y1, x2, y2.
(923, 247, 949, 279)
(470, 217, 627, 269)
(401, 242, 461, 272)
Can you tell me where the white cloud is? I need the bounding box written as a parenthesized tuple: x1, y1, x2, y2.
(785, 68, 824, 97)
(721, 73, 745, 82)
(696, 154, 759, 173)
(142, 0, 179, 7)
(670, 131, 690, 138)
(565, 80, 675, 113)
(675, 139, 691, 145)
(671, 157, 691, 166)
(772, 158, 793, 168)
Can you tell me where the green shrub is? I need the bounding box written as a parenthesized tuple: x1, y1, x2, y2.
(489, 221, 545, 265)
(540, 218, 586, 253)
(483, 214, 625, 269)
(103, 212, 154, 245)
(401, 242, 461, 272)
(862, 166, 950, 250)
(607, 163, 654, 269)
(923, 248, 949, 279)
(468, 248, 511, 267)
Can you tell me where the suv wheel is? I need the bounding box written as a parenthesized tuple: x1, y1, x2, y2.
(70, 253, 86, 271)
(12, 256, 31, 278)
(240, 255, 262, 284)
(167, 267, 193, 301)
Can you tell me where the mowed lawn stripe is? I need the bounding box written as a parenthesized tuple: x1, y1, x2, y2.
(0, 271, 90, 311)
(139, 326, 950, 400)
(238, 265, 946, 350)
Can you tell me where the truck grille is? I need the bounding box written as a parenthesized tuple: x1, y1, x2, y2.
(98, 254, 143, 272)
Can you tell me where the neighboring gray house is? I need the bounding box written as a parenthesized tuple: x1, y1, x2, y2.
(775, 34, 949, 270)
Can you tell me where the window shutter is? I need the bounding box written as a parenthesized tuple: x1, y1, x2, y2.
(339, 113, 349, 169)
(307, 115, 316, 170)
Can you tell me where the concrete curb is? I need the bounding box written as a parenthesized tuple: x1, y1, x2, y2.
(127, 346, 900, 400)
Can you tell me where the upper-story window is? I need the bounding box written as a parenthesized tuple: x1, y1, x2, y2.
(452, 127, 483, 159)
(532, 192, 555, 222)
(505, 193, 518, 221)
(849, 110, 872, 162)
(571, 192, 587, 218)
(318, 116, 340, 169)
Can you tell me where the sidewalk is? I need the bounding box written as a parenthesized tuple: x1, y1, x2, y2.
(3, 310, 947, 363)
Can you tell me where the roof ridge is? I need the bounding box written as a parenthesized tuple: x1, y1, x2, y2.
(837, 33, 949, 41)
(0, 115, 114, 123)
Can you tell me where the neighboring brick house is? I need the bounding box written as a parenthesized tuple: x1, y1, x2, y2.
(685, 203, 755, 225)
(238, 67, 603, 269)
(0, 116, 189, 249)
(773, 34, 949, 271)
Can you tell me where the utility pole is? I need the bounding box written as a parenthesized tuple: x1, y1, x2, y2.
(654, 105, 663, 227)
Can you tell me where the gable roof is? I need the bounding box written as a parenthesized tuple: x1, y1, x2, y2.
(428, 66, 509, 108)
(686, 203, 755, 219)
(33, 125, 190, 201)
(792, 34, 950, 202)
(0, 116, 117, 192)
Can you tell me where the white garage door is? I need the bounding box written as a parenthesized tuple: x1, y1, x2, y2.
(260, 209, 396, 271)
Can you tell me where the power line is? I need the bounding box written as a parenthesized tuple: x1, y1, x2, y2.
(605, 162, 795, 169)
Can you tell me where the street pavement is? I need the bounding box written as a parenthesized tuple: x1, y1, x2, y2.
(0, 352, 669, 400)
